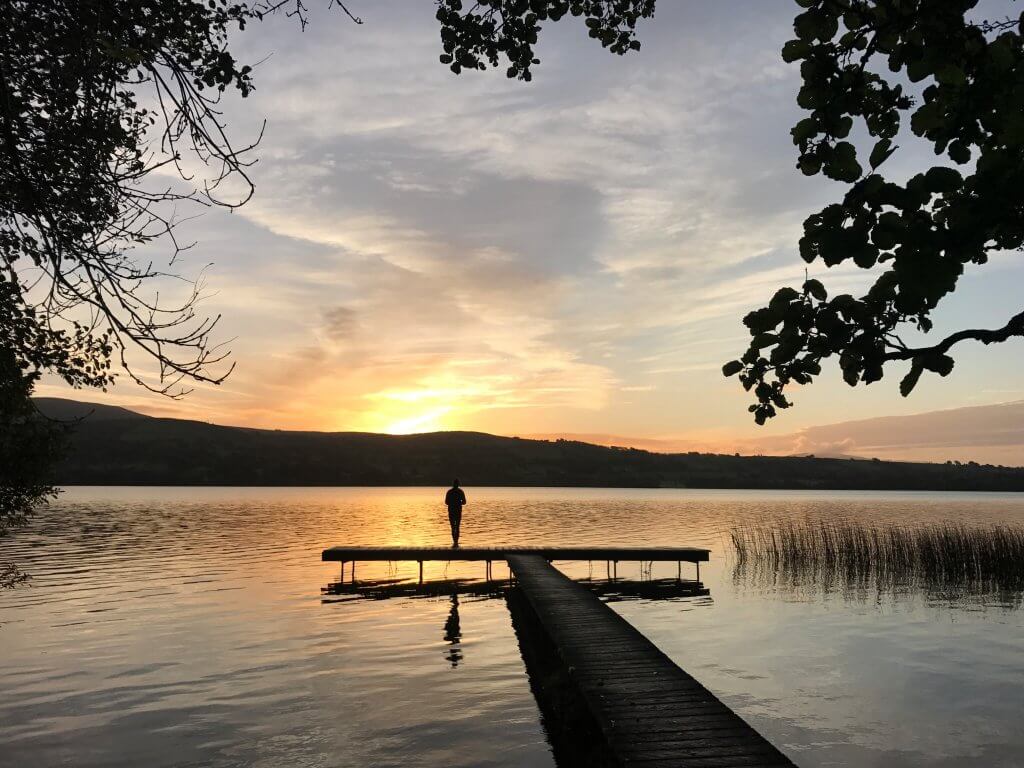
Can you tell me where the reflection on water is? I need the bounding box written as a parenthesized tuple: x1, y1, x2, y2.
(2, 487, 1024, 767)
(444, 594, 463, 667)
(506, 587, 615, 768)
(322, 574, 708, 602)
(324, 570, 709, 689)
(323, 575, 510, 600)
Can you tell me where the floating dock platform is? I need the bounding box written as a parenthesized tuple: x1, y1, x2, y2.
(322, 545, 710, 563)
(322, 545, 709, 583)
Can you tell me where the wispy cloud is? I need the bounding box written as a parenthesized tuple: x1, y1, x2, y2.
(37, 1, 1024, 448)
(739, 401, 1024, 466)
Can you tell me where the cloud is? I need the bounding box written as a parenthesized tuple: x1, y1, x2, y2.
(323, 306, 358, 340)
(38, 1, 1024, 444)
(740, 401, 1024, 466)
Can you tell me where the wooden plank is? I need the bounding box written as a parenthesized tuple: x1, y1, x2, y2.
(322, 545, 709, 563)
(507, 555, 795, 768)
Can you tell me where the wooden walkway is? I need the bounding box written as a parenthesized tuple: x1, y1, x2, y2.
(508, 555, 795, 767)
(322, 545, 710, 563)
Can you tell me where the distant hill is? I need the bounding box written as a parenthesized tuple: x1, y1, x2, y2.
(36, 397, 149, 422)
(34, 398, 1024, 491)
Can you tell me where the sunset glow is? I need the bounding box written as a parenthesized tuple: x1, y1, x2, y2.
(383, 407, 452, 435)
(34, 2, 1024, 464)
(11, 3, 1024, 768)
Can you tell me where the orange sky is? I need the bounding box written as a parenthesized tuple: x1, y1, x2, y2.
(36, 2, 1024, 467)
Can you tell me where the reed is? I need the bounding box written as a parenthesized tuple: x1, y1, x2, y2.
(730, 519, 1024, 596)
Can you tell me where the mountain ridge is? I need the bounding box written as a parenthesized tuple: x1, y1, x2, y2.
(35, 398, 1024, 491)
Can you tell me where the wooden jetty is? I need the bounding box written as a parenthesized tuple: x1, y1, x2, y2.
(509, 554, 795, 767)
(320, 545, 794, 766)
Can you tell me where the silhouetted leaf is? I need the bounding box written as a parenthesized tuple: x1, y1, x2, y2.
(824, 141, 862, 182)
(900, 364, 923, 396)
(751, 333, 779, 350)
(769, 286, 800, 310)
(791, 117, 818, 142)
(782, 39, 811, 63)
(803, 278, 827, 301)
(925, 166, 962, 193)
(922, 353, 955, 376)
(869, 138, 895, 168)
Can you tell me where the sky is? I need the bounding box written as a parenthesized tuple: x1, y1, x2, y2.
(37, 1, 1024, 464)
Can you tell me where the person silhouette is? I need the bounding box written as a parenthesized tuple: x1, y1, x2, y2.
(444, 479, 466, 547)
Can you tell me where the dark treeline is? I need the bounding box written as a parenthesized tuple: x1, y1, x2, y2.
(38, 399, 1024, 491)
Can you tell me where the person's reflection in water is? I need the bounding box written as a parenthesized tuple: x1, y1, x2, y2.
(443, 593, 462, 668)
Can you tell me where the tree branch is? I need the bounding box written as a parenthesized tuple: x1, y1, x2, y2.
(885, 310, 1024, 361)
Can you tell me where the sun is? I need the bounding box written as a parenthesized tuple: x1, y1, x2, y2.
(384, 406, 452, 435)
(365, 382, 481, 434)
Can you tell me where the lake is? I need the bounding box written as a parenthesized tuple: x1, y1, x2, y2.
(2, 487, 1023, 767)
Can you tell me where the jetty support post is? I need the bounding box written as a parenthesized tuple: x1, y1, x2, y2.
(321, 546, 713, 588)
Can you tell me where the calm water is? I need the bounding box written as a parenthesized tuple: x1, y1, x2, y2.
(2, 487, 1024, 767)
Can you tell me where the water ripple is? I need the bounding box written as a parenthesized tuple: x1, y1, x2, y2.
(2, 487, 1024, 767)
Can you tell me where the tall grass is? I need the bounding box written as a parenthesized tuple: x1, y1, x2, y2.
(730, 519, 1024, 599)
